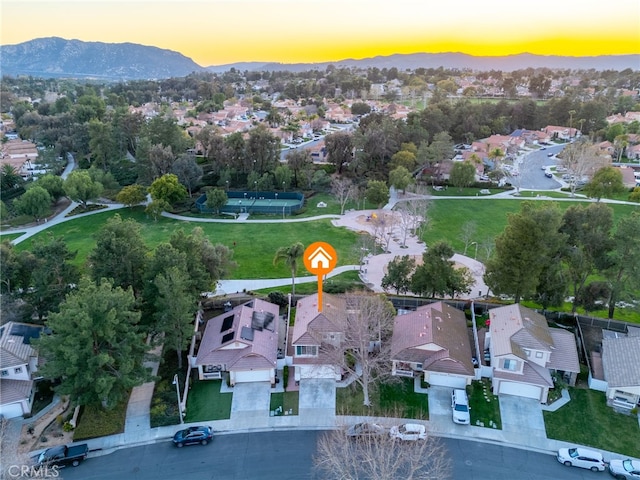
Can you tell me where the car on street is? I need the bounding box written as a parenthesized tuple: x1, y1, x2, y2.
(540, 147, 546, 150)
(389, 423, 427, 441)
(557, 447, 606, 472)
(346, 422, 385, 438)
(451, 389, 471, 425)
(545, 171, 553, 178)
(609, 458, 640, 479)
(172, 426, 214, 447)
(547, 153, 554, 157)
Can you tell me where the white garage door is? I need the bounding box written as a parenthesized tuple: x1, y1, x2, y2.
(498, 381, 542, 400)
(428, 373, 468, 389)
(0, 402, 25, 419)
(233, 369, 272, 384)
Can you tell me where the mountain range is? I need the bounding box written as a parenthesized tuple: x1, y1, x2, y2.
(1, 37, 639, 80)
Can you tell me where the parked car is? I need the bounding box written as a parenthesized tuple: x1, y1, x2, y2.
(609, 459, 640, 479)
(547, 152, 554, 157)
(557, 447, 606, 472)
(451, 389, 471, 425)
(172, 426, 214, 447)
(346, 422, 385, 438)
(545, 171, 553, 178)
(389, 423, 426, 441)
(37, 443, 89, 468)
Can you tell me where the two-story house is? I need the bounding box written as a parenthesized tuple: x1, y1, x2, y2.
(194, 299, 280, 386)
(485, 304, 580, 403)
(390, 302, 475, 389)
(0, 322, 43, 418)
(291, 293, 347, 383)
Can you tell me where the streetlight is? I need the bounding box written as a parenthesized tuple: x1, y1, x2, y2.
(225, 180, 229, 191)
(172, 374, 184, 424)
(254, 181, 258, 199)
(282, 181, 286, 192)
(470, 241, 478, 260)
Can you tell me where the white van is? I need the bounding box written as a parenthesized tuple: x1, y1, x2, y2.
(451, 389, 470, 425)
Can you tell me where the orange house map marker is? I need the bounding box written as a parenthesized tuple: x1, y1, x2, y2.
(303, 242, 338, 312)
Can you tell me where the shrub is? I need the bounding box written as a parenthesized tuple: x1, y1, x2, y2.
(63, 422, 74, 432)
(283, 366, 289, 391)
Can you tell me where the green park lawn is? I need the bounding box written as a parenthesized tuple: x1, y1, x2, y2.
(543, 388, 640, 458)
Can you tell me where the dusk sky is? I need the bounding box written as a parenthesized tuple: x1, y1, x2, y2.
(2, 0, 640, 66)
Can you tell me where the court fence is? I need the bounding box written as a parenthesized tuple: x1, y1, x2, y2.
(196, 191, 305, 215)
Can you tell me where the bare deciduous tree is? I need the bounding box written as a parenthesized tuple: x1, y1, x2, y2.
(401, 197, 431, 241)
(459, 220, 477, 256)
(319, 294, 396, 407)
(370, 213, 397, 253)
(314, 423, 452, 480)
(559, 140, 607, 197)
(331, 177, 357, 215)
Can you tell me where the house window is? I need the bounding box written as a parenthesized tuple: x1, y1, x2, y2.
(1, 370, 7, 377)
(535, 351, 543, 359)
(14, 367, 22, 374)
(503, 359, 517, 371)
(295, 345, 318, 356)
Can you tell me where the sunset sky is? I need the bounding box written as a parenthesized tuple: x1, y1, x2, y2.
(2, 0, 639, 66)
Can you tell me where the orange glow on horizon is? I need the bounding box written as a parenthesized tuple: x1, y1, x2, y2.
(2, 0, 639, 67)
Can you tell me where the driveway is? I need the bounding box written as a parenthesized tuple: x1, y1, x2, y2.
(298, 378, 336, 427)
(498, 395, 548, 448)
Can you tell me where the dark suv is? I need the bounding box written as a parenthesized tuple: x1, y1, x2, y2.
(172, 426, 213, 447)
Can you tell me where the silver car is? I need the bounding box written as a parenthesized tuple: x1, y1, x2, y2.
(609, 459, 640, 479)
(345, 422, 385, 439)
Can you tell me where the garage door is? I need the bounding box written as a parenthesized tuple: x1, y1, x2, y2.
(0, 402, 25, 419)
(498, 381, 542, 400)
(233, 369, 272, 384)
(427, 373, 468, 389)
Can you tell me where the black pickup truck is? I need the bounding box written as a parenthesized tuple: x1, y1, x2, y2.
(37, 443, 89, 467)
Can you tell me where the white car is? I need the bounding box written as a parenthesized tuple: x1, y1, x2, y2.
(609, 459, 640, 479)
(389, 423, 426, 441)
(557, 447, 606, 472)
(451, 389, 470, 425)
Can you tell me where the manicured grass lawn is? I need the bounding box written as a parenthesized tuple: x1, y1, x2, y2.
(0, 232, 26, 241)
(468, 379, 502, 429)
(270, 391, 299, 416)
(543, 387, 640, 458)
(426, 186, 509, 197)
(74, 401, 127, 440)
(336, 378, 428, 420)
(13, 207, 364, 279)
(184, 380, 232, 422)
(424, 199, 640, 260)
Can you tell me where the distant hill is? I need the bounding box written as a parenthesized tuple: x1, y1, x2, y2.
(0, 37, 205, 80)
(1, 37, 638, 80)
(231, 52, 640, 73)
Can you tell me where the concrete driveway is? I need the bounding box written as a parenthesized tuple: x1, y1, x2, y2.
(299, 378, 336, 427)
(499, 395, 548, 448)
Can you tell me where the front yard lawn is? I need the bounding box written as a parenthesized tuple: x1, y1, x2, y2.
(336, 378, 428, 420)
(184, 380, 232, 422)
(468, 379, 501, 429)
(543, 387, 640, 458)
(270, 391, 299, 416)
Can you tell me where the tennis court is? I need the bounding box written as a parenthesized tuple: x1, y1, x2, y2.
(196, 191, 304, 216)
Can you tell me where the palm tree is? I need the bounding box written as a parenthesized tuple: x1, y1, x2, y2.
(273, 242, 305, 296)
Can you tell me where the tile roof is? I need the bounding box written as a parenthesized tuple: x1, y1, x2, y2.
(489, 304, 553, 358)
(391, 302, 474, 376)
(602, 336, 640, 388)
(0, 378, 33, 404)
(0, 322, 40, 369)
(291, 293, 347, 345)
(195, 299, 279, 371)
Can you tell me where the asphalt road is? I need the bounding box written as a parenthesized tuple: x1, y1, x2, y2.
(508, 144, 566, 190)
(58, 431, 599, 480)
